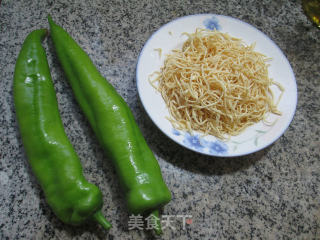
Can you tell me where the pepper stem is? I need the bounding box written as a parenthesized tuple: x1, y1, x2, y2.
(151, 209, 162, 235)
(93, 211, 112, 230)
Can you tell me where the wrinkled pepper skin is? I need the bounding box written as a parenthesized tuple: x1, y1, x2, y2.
(13, 29, 111, 230)
(48, 17, 172, 215)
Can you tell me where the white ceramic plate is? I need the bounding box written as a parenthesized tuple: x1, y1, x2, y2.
(136, 14, 297, 157)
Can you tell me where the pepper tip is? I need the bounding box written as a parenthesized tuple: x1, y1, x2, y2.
(47, 14, 54, 26)
(93, 211, 112, 231)
(151, 209, 163, 235)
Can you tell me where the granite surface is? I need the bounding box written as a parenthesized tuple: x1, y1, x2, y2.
(0, 0, 319, 239)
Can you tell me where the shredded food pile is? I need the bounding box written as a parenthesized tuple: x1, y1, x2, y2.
(150, 29, 284, 139)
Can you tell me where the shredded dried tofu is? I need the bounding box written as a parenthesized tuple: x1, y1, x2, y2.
(149, 29, 284, 139)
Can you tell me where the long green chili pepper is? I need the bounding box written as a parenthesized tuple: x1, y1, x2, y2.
(48, 16, 171, 234)
(13, 29, 111, 230)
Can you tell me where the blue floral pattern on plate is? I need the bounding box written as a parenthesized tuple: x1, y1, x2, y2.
(173, 128, 228, 155)
(172, 128, 181, 136)
(183, 133, 205, 151)
(203, 16, 221, 30)
(203, 139, 228, 155)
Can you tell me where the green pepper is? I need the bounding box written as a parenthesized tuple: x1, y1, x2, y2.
(13, 29, 111, 230)
(48, 16, 171, 234)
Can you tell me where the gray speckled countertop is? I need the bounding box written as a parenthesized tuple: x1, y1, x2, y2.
(1, 1, 319, 239)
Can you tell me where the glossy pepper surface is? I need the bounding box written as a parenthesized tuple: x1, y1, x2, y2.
(13, 29, 111, 230)
(48, 16, 171, 224)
